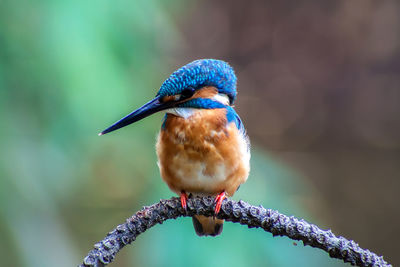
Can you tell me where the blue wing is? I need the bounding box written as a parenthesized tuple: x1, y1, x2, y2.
(225, 106, 250, 151)
(225, 106, 245, 133)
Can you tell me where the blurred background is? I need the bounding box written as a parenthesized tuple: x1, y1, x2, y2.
(0, 0, 399, 266)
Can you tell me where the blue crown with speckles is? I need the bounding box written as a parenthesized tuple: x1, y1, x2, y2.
(157, 59, 237, 104)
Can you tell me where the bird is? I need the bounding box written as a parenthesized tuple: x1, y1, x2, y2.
(99, 59, 250, 236)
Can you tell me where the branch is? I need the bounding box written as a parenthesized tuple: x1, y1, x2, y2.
(79, 196, 391, 267)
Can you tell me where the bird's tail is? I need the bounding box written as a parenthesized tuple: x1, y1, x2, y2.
(192, 215, 224, 236)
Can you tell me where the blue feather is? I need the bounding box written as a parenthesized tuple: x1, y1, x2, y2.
(225, 106, 246, 133)
(157, 59, 237, 104)
(177, 98, 226, 109)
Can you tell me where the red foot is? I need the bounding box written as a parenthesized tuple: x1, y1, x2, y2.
(214, 191, 226, 215)
(180, 191, 188, 211)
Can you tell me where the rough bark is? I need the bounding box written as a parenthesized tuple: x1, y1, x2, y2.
(80, 196, 391, 267)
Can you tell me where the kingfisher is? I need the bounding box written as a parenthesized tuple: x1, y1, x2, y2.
(99, 59, 250, 236)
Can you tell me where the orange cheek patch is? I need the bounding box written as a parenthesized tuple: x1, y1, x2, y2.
(192, 86, 218, 99)
(161, 86, 218, 104)
(161, 95, 176, 102)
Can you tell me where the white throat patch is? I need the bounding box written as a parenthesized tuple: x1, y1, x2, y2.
(212, 93, 230, 105)
(165, 108, 197, 118)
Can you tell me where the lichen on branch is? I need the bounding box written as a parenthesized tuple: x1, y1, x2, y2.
(80, 196, 391, 267)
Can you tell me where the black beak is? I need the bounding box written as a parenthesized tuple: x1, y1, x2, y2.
(99, 97, 175, 135)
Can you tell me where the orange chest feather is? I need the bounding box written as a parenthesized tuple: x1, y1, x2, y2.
(156, 109, 250, 196)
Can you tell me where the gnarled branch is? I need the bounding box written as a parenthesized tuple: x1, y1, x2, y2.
(80, 196, 391, 267)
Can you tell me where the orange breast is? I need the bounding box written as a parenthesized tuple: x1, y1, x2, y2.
(156, 108, 250, 197)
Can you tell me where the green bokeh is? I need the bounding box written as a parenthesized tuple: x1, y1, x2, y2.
(0, 1, 345, 266)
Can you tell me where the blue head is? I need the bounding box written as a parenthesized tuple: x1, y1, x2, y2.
(99, 59, 238, 135)
(157, 59, 237, 104)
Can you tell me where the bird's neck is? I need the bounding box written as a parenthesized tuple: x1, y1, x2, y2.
(162, 108, 228, 136)
(165, 107, 198, 119)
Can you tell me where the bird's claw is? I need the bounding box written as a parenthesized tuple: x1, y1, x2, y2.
(214, 191, 226, 215)
(180, 191, 188, 211)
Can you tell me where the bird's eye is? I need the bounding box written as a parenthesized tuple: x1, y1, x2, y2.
(180, 87, 195, 99)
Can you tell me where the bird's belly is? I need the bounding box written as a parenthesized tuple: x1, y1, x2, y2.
(156, 112, 250, 196)
(162, 153, 230, 195)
